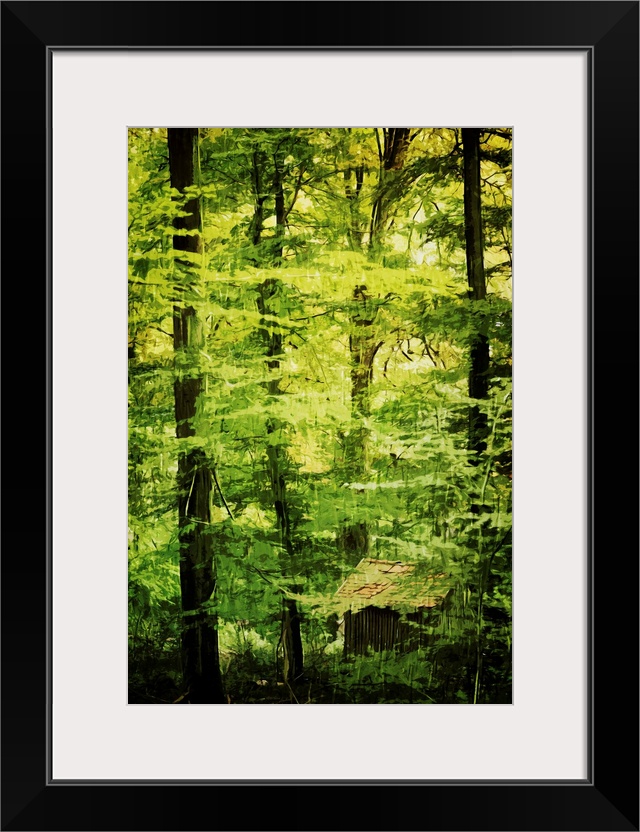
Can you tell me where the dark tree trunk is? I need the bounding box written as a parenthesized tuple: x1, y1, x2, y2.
(168, 127, 225, 704)
(462, 128, 493, 703)
(462, 128, 490, 456)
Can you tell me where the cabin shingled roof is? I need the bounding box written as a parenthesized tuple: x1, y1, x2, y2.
(335, 558, 449, 612)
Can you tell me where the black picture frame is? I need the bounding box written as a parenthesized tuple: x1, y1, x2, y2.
(2, 2, 638, 830)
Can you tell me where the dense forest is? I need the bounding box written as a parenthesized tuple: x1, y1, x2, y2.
(128, 127, 512, 705)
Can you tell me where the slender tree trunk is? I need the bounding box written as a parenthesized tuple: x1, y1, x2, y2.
(342, 285, 382, 563)
(341, 129, 411, 560)
(252, 153, 304, 684)
(249, 150, 267, 252)
(462, 128, 490, 456)
(257, 276, 304, 684)
(343, 166, 365, 250)
(168, 127, 225, 704)
(273, 153, 286, 263)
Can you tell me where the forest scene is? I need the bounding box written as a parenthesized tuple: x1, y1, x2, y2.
(128, 126, 512, 705)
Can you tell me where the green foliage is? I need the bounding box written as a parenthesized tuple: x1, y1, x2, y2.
(128, 127, 512, 704)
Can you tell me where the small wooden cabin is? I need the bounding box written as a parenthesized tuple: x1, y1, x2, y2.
(335, 558, 450, 655)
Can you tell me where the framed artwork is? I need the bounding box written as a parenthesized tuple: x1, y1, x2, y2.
(2, 2, 637, 830)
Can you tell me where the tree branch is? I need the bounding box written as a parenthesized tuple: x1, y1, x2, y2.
(212, 468, 234, 520)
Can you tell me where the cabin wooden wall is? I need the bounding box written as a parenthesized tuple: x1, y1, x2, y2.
(343, 606, 427, 655)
